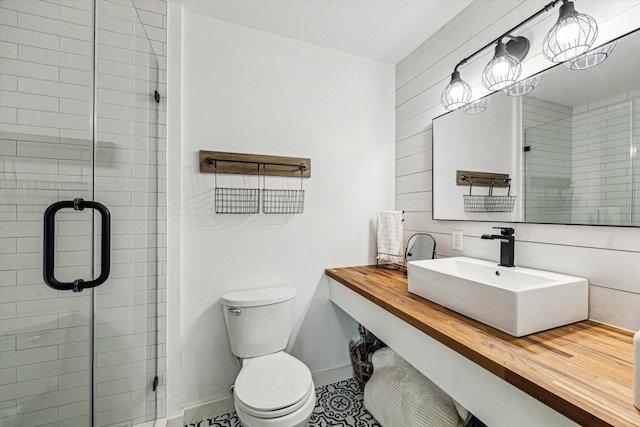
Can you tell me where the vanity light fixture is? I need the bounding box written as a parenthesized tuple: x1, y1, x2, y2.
(441, 70, 472, 111)
(564, 40, 615, 70)
(542, 0, 598, 63)
(503, 74, 541, 97)
(464, 97, 490, 115)
(440, 0, 601, 111)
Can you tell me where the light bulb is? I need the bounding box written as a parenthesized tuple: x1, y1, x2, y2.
(491, 57, 511, 79)
(449, 83, 464, 99)
(556, 17, 580, 44)
(482, 42, 521, 91)
(441, 70, 471, 111)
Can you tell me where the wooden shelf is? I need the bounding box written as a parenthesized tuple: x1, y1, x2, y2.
(199, 150, 311, 178)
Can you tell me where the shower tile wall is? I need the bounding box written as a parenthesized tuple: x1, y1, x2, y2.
(571, 90, 640, 225)
(522, 97, 572, 223)
(0, 0, 167, 425)
(523, 89, 640, 226)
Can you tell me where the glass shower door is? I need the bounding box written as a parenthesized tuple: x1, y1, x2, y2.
(0, 1, 159, 426)
(93, 1, 160, 424)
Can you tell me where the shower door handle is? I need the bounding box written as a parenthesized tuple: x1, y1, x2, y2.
(43, 198, 111, 292)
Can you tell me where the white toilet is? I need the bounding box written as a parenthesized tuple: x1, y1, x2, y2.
(221, 286, 315, 427)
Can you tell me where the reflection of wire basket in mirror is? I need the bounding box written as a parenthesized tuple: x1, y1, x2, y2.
(215, 188, 260, 214)
(464, 194, 516, 212)
(463, 176, 516, 213)
(262, 189, 304, 214)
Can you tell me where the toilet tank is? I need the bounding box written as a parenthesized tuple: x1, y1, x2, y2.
(221, 286, 296, 358)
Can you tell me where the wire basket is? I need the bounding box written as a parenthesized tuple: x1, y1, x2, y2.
(464, 194, 516, 212)
(215, 187, 260, 214)
(262, 189, 304, 214)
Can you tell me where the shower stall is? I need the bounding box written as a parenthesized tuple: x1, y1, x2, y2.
(0, 0, 164, 426)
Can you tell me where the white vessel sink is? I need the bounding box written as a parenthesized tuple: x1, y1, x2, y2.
(407, 257, 588, 337)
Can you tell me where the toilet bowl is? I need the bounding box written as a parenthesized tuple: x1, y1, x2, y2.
(222, 286, 316, 427)
(234, 352, 315, 426)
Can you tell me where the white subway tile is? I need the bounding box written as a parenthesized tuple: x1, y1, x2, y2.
(133, 0, 166, 16)
(59, 5, 92, 26)
(135, 8, 163, 28)
(0, 139, 18, 156)
(0, 74, 17, 91)
(95, 389, 131, 412)
(58, 98, 90, 116)
(58, 341, 89, 358)
(0, 238, 17, 254)
(0, 7, 18, 27)
(16, 140, 90, 161)
(18, 110, 91, 130)
(18, 76, 91, 100)
(16, 356, 89, 382)
(0, 270, 17, 287)
(0, 335, 16, 353)
(60, 68, 93, 86)
(0, 41, 18, 59)
(96, 319, 132, 339)
(17, 326, 89, 350)
(0, 313, 58, 336)
(0, 407, 59, 426)
(0, 302, 16, 319)
(3, 0, 60, 19)
(0, 253, 42, 270)
(58, 370, 89, 390)
(0, 345, 58, 369)
(18, 12, 91, 41)
(0, 366, 16, 385)
(17, 295, 89, 316)
(47, 0, 92, 13)
(0, 106, 17, 124)
(0, 283, 57, 303)
(0, 24, 60, 50)
(0, 90, 59, 112)
(59, 400, 89, 420)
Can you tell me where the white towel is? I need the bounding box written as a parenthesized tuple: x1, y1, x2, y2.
(377, 211, 403, 263)
(364, 347, 467, 427)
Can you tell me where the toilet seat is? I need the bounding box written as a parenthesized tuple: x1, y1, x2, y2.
(234, 352, 314, 419)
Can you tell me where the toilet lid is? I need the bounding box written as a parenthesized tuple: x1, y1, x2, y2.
(235, 352, 313, 415)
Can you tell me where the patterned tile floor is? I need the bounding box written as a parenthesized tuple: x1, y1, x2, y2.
(186, 378, 380, 427)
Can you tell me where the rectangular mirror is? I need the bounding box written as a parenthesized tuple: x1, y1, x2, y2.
(433, 28, 640, 226)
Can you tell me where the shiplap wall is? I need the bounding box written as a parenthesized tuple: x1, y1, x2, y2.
(395, 0, 640, 331)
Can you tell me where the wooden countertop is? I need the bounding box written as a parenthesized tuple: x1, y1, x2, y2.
(325, 265, 640, 427)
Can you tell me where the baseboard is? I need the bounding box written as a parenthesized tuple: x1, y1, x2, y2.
(166, 414, 184, 427)
(174, 364, 354, 424)
(182, 396, 235, 425)
(312, 364, 353, 387)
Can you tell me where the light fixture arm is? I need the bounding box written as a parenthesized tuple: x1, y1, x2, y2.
(451, 0, 563, 72)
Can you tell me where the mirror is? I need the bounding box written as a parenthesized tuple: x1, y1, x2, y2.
(405, 233, 436, 263)
(433, 28, 640, 226)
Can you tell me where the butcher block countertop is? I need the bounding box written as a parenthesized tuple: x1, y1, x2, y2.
(325, 265, 640, 427)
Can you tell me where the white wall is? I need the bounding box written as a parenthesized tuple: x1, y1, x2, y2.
(167, 6, 395, 413)
(396, 1, 640, 332)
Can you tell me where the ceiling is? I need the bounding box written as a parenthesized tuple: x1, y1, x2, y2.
(177, 0, 472, 64)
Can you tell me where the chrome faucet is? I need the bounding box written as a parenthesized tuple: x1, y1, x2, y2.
(481, 227, 515, 267)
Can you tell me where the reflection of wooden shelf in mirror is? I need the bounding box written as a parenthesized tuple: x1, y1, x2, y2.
(456, 170, 510, 187)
